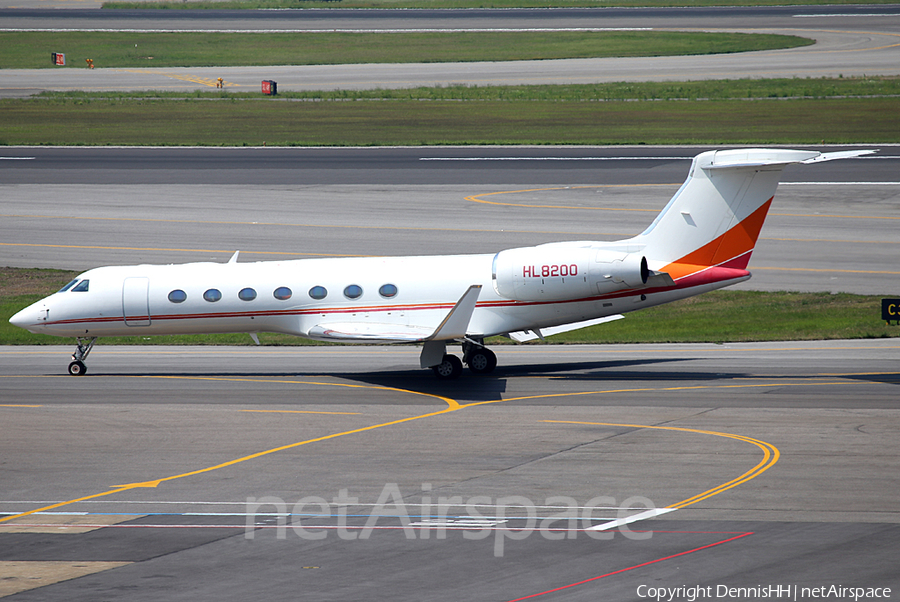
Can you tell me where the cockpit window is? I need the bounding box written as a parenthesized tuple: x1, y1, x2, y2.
(71, 280, 90, 292)
(58, 279, 79, 293)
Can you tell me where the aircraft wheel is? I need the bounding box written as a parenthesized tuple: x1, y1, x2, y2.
(432, 354, 463, 380)
(467, 348, 497, 375)
(68, 360, 87, 376)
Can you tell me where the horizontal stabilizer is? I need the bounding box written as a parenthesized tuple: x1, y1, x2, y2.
(701, 148, 875, 171)
(800, 149, 877, 163)
(509, 315, 624, 343)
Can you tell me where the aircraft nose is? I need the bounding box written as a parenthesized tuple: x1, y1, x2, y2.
(9, 303, 46, 332)
(9, 306, 29, 328)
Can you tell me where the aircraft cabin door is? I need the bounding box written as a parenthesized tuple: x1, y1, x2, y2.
(123, 277, 151, 327)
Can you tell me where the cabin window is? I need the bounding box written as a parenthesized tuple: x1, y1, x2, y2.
(71, 280, 90, 293)
(58, 279, 79, 293)
(309, 286, 327, 300)
(379, 283, 398, 298)
(168, 289, 187, 303)
(203, 289, 222, 303)
(344, 284, 363, 299)
(274, 287, 292, 300)
(238, 288, 257, 302)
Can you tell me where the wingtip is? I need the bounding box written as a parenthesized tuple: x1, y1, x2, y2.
(801, 149, 878, 164)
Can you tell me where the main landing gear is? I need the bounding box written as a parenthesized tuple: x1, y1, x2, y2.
(68, 337, 96, 376)
(431, 340, 497, 380)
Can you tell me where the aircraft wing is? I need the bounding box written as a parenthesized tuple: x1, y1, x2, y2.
(307, 285, 483, 345)
(306, 322, 435, 343)
(508, 315, 624, 342)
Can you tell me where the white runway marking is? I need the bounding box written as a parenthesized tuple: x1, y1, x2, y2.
(589, 507, 677, 531)
(420, 156, 691, 161)
(793, 13, 897, 18)
(3, 504, 676, 531)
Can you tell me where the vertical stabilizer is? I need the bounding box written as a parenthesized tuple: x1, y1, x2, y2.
(635, 148, 872, 282)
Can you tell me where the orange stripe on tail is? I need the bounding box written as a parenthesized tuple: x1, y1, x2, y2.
(662, 197, 773, 281)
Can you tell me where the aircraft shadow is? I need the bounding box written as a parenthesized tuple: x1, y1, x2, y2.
(106, 359, 748, 404)
(321, 357, 749, 403)
(839, 372, 900, 386)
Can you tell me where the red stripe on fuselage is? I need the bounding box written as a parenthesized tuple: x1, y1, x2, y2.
(42, 265, 749, 331)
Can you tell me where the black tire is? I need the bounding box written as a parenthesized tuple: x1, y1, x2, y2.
(432, 354, 463, 380)
(68, 360, 87, 376)
(467, 348, 497, 375)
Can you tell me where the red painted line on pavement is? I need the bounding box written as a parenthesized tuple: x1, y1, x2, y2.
(506, 531, 754, 602)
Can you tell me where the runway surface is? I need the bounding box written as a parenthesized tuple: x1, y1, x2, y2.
(1, 6, 899, 93)
(2, 145, 898, 294)
(1, 341, 898, 600)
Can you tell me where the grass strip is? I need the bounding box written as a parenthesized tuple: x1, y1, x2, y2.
(2, 268, 897, 346)
(37, 76, 900, 101)
(0, 31, 810, 70)
(2, 96, 897, 146)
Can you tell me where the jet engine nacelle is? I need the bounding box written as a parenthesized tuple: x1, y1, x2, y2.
(492, 245, 649, 302)
(593, 249, 649, 292)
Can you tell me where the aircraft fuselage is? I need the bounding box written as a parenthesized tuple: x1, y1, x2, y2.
(13, 248, 736, 342)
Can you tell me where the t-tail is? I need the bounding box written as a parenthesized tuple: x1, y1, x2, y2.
(632, 148, 874, 291)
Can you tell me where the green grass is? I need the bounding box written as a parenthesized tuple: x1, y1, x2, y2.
(3, 93, 897, 146)
(36, 76, 900, 101)
(0, 31, 810, 70)
(4, 30, 893, 148)
(549, 291, 898, 344)
(2, 268, 897, 346)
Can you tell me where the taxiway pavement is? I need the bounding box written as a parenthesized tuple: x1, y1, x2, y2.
(1, 341, 898, 600)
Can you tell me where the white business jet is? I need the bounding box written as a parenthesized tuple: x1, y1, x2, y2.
(10, 148, 872, 379)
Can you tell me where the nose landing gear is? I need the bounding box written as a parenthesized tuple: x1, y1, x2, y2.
(68, 337, 96, 376)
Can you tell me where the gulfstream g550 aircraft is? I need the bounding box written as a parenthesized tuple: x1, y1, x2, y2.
(10, 148, 873, 379)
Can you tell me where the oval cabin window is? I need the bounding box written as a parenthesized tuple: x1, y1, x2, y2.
(379, 283, 398, 298)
